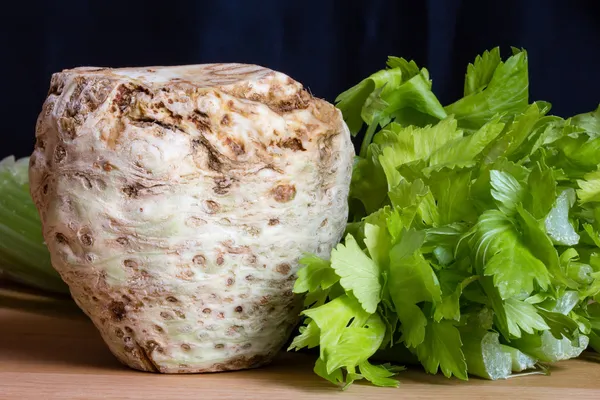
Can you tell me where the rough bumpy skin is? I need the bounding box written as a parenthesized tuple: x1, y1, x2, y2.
(29, 64, 354, 373)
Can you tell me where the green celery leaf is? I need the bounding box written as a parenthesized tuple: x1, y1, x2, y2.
(388, 228, 440, 347)
(386, 207, 404, 245)
(525, 161, 557, 219)
(416, 190, 440, 227)
(350, 148, 389, 217)
(302, 288, 331, 308)
(379, 69, 447, 124)
(516, 205, 575, 289)
(326, 314, 387, 374)
(463, 47, 502, 96)
(487, 102, 548, 162)
(424, 223, 470, 249)
(330, 234, 382, 313)
(361, 85, 389, 127)
(428, 118, 505, 167)
(478, 277, 510, 338)
(428, 167, 476, 225)
(358, 361, 402, 387)
(397, 303, 428, 348)
(303, 294, 371, 362)
(364, 216, 393, 269)
(314, 358, 344, 385)
(378, 291, 399, 348)
(583, 223, 600, 248)
(530, 117, 584, 157)
(389, 230, 441, 305)
(571, 104, 600, 135)
(335, 68, 403, 135)
(559, 249, 595, 288)
(577, 169, 600, 204)
(490, 170, 525, 215)
(445, 50, 529, 131)
(588, 302, 600, 326)
(416, 320, 468, 380)
(553, 132, 600, 172)
(290, 47, 600, 387)
(293, 254, 339, 294)
(288, 319, 321, 351)
(504, 298, 550, 338)
(434, 276, 479, 322)
(535, 308, 579, 340)
(375, 117, 463, 188)
(388, 179, 431, 227)
(386, 56, 420, 77)
(472, 210, 551, 299)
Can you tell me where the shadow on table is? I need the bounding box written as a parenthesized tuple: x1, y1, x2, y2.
(0, 280, 125, 371)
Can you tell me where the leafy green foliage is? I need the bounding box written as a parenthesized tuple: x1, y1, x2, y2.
(290, 47, 600, 388)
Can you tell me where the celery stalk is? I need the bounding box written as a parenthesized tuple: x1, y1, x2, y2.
(0, 156, 68, 294)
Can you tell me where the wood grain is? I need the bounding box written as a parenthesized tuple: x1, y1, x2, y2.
(1, 280, 600, 399)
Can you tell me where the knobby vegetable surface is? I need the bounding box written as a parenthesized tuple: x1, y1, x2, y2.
(289, 47, 600, 387)
(28, 64, 354, 373)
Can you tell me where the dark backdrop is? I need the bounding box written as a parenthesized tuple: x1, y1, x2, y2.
(2, 0, 599, 158)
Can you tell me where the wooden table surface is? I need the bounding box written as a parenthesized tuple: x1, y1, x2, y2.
(1, 280, 600, 399)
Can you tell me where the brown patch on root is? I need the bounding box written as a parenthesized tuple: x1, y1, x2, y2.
(204, 200, 220, 214)
(122, 182, 166, 198)
(190, 110, 212, 132)
(223, 137, 245, 156)
(280, 138, 305, 151)
(55, 232, 69, 244)
(213, 177, 234, 195)
(272, 91, 311, 113)
(275, 263, 291, 275)
(101, 119, 126, 150)
(210, 354, 268, 372)
(136, 341, 161, 373)
(271, 184, 296, 203)
(113, 84, 151, 112)
(193, 254, 206, 266)
(191, 137, 223, 172)
(109, 300, 126, 321)
(53, 146, 67, 163)
(220, 114, 231, 126)
(221, 240, 251, 255)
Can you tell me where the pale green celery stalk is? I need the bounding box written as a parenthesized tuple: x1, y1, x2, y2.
(0, 156, 68, 294)
(512, 331, 589, 363)
(459, 328, 511, 380)
(499, 345, 537, 372)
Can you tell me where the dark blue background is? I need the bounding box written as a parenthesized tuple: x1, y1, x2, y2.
(2, 0, 599, 157)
